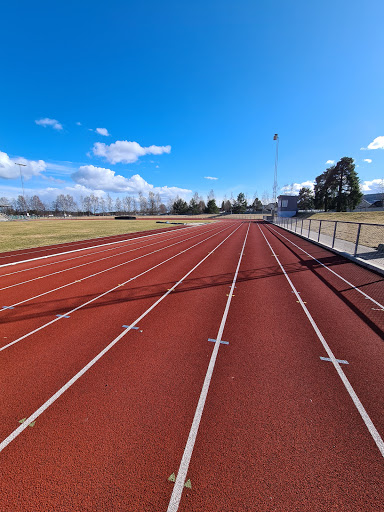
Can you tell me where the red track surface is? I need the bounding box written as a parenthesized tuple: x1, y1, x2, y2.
(0, 220, 383, 511)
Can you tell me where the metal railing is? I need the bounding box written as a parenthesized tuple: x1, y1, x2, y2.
(273, 216, 384, 272)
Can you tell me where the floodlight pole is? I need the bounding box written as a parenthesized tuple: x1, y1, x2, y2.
(15, 162, 27, 214)
(273, 133, 279, 213)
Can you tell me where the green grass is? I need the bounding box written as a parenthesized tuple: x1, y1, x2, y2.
(0, 218, 211, 253)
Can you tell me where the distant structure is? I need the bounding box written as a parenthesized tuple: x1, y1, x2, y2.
(277, 195, 298, 217)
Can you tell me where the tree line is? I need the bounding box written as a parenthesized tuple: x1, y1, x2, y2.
(297, 157, 363, 212)
(170, 192, 263, 215)
(1, 190, 266, 217)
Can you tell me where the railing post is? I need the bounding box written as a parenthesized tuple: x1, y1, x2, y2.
(308, 219, 311, 239)
(301, 219, 303, 235)
(332, 221, 337, 248)
(318, 220, 322, 242)
(354, 223, 362, 257)
(295, 218, 298, 232)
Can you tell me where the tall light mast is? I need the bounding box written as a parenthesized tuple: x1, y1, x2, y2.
(273, 133, 279, 209)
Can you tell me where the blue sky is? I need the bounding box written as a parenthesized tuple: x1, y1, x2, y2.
(1, 0, 383, 206)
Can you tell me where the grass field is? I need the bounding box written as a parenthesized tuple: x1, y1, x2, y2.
(297, 211, 384, 224)
(0, 218, 211, 253)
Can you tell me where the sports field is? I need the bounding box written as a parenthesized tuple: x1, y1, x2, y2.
(0, 220, 383, 511)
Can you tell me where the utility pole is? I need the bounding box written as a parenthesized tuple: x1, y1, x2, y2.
(273, 134, 279, 210)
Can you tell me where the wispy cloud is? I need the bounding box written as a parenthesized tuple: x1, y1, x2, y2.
(204, 176, 218, 180)
(92, 140, 171, 164)
(363, 159, 372, 163)
(361, 136, 384, 150)
(35, 118, 63, 131)
(326, 160, 335, 165)
(76, 122, 82, 126)
(95, 127, 110, 137)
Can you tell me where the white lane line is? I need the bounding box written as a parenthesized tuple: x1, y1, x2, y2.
(0, 225, 225, 311)
(167, 223, 250, 512)
(258, 224, 384, 458)
(0, 223, 243, 454)
(0, 223, 238, 353)
(0, 225, 200, 279)
(0, 224, 219, 293)
(267, 225, 384, 310)
(0, 225, 198, 269)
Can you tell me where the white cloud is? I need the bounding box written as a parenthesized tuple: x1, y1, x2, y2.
(95, 127, 110, 137)
(35, 118, 63, 131)
(92, 140, 171, 164)
(360, 178, 384, 193)
(280, 180, 315, 194)
(76, 122, 82, 126)
(361, 136, 384, 150)
(363, 158, 372, 163)
(0, 150, 46, 180)
(326, 160, 335, 165)
(71, 165, 190, 200)
(204, 176, 218, 180)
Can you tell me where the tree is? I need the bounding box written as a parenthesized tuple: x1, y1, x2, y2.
(333, 157, 362, 211)
(148, 191, 156, 215)
(159, 203, 167, 214)
(314, 158, 362, 212)
(16, 195, 28, 213)
(232, 192, 247, 213)
(106, 193, 113, 214)
(252, 197, 263, 210)
(115, 197, 122, 214)
(314, 167, 335, 211)
(297, 187, 314, 210)
(189, 196, 200, 215)
(205, 198, 219, 214)
(29, 195, 45, 215)
(172, 198, 189, 214)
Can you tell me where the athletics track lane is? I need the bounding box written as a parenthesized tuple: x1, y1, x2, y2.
(173, 221, 384, 511)
(0, 225, 186, 265)
(1, 220, 383, 511)
(0, 223, 246, 510)
(0, 223, 228, 345)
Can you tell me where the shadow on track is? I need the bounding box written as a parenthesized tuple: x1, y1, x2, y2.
(263, 224, 384, 340)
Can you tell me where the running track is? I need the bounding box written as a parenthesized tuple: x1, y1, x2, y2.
(0, 220, 383, 511)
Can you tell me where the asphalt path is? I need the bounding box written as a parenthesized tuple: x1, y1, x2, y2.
(0, 220, 383, 511)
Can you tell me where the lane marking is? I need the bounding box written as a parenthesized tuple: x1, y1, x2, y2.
(320, 357, 349, 365)
(0, 226, 198, 280)
(267, 225, 384, 309)
(0, 224, 237, 353)
(167, 223, 250, 512)
(0, 225, 197, 269)
(0, 224, 219, 292)
(208, 338, 229, 345)
(0, 224, 225, 313)
(0, 223, 244, 454)
(258, 224, 384, 458)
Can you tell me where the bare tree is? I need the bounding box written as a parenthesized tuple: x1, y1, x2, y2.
(106, 193, 113, 214)
(148, 191, 156, 215)
(115, 197, 122, 214)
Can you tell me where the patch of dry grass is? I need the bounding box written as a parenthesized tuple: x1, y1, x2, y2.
(0, 218, 211, 253)
(297, 211, 384, 224)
